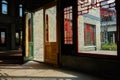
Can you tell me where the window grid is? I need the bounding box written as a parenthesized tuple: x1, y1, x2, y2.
(64, 6, 73, 44)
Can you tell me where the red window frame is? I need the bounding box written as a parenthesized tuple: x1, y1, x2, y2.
(64, 6, 73, 44)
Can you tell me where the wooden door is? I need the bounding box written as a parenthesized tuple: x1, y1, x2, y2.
(25, 12, 34, 61)
(44, 5, 58, 65)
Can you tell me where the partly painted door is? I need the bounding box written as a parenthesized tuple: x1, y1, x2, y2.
(25, 12, 34, 60)
(44, 5, 58, 65)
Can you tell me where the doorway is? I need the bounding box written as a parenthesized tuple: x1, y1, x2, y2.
(0, 25, 23, 64)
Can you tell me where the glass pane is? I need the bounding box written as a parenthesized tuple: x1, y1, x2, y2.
(2, 4, 7, 14)
(64, 6, 73, 44)
(16, 32, 19, 45)
(1, 32, 5, 44)
(19, 5, 22, 17)
(77, 0, 117, 55)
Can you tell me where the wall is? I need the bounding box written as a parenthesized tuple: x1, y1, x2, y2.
(61, 55, 120, 80)
(78, 8, 101, 51)
(0, 15, 15, 23)
(0, 0, 19, 50)
(0, 15, 16, 50)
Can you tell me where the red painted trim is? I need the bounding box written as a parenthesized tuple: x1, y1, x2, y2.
(78, 0, 115, 15)
(64, 6, 73, 44)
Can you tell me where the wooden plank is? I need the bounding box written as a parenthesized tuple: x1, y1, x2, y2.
(25, 14, 29, 57)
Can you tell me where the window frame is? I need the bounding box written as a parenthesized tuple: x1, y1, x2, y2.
(64, 6, 73, 44)
(76, 0, 118, 57)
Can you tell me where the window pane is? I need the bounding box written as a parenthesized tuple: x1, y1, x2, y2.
(2, 4, 7, 14)
(77, 0, 117, 55)
(19, 5, 22, 17)
(16, 32, 19, 45)
(1, 32, 5, 44)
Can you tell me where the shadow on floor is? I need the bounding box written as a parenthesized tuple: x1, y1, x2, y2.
(0, 61, 109, 80)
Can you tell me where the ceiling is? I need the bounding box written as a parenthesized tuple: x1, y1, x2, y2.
(23, 0, 54, 11)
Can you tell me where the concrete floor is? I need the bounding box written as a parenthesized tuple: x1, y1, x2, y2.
(0, 61, 106, 80)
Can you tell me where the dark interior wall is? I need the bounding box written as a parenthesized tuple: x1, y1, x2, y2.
(0, 16, 13, 50)
(61, 55, 120, 80)
(0, 15, 15, 23)
(0, 0, 20, 50)
(0, 25, 10, 50)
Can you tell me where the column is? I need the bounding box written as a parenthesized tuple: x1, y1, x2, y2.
(11, 24, 16, 50)
(113, 33, 115, 43)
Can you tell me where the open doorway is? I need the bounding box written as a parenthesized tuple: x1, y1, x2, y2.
(0, 23, 23, 64)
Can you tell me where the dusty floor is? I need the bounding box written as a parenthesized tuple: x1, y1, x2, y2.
(0, 61, 106, 80)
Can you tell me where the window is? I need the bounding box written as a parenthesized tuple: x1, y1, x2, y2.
(15, 31, 22, 46)
(64, 6, 73, 44)
(2, 0, 8, 14)
(16, 32, 19, 45)
(19, 4, 22, 17)
(1, 32, 5, 44)
(0, 31, 6, 47)
(77, 0, 117, 55)
(84, 24, 96, 46)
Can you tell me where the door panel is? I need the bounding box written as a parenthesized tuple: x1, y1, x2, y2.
(34, 9, 44, 62)
(45, 42, 58, 64)
(44, 6, 58, 65)
(25, 12, 34, 60)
